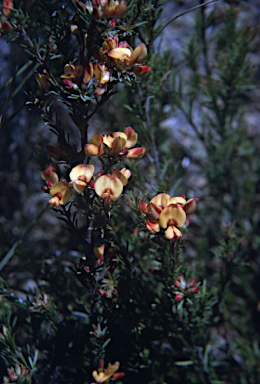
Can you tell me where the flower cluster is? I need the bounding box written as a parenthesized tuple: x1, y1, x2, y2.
(59, 38, 152, 95)
(85, 126, 146, 159)
(76, 0, 127, 19)
(140, 193, 198, 240)
(0, 0, 13, 34)
(93, 36, 152, 93)
(173, 274, 200, 301)
(42, 163, 132, 210)
(2, 364, 31, 384)
(98, 271, 118, 299)
(92, 361, 124, 384)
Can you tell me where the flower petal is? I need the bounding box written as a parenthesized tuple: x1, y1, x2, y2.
(108, 47, 131, 60)
(146, 220, 160, 234)
(95, 174, 123, 198)
(69, 164, 95, 183)
(128, 43, 147, 65)
(182, 198, 198, 215)
(150, 193, 171, 208)
(159, 204, 186, 228)
(165, 225, 182, 240)
(126, 147, 146, 159)
(123, 126, 137, 148)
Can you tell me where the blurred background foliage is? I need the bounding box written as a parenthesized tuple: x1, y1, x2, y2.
(0, 0, 260, 383)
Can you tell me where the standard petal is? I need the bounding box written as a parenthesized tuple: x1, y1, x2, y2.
(150, 193, 171, 208)
(95, 174, 123, 198)
(69, 164, 95, 183)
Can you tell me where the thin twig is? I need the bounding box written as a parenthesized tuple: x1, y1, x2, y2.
(157, 0, 219, 38)
(21, 28, 44, 63)
(145, 96, 160, 179)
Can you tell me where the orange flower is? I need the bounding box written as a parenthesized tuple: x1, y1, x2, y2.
(112, 167, 131, 186)
(140, 193, 198, 240)
(41, 164, 59, 185)
(84, 135, 105, 157)
(95, 174, 123, 210)
(95, 37, 152, 78)
(90, 0, 127, 19)
(94, 63, 110, 95)
(69, 164, 95, 194)
(49, 181, 71, 207)
(108, 42, 152, 76)
(3, 0, 13, 17)
(61, 63, 83, 81)
(92, 361, 124, 384)
(86, 127, 146, 159)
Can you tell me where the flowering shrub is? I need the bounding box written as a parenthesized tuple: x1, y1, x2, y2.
(0, 1, 260, 384)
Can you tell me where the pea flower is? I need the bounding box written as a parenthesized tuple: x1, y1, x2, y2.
(140, 193, 198, 240)
(112, 167, 131, 186)
(94, 63, 110, 95)
(108, 41, 152, 77)
(95, 37, 152, 78)
(60, 63, 83, 90)
(85, 134, 105, 157)
(77, 0, 127, 19)
(41, 164, 59, 185)
(84, 127, 146, 159)
(95, 174, 123, 210)
(0, 0, 13, 34)
(2, 0, 13, 17)
(69, 164, 95, 194)
(49, 181, 72, 207)
(173, 274, 200, 301)
(92, 361, 124, 384)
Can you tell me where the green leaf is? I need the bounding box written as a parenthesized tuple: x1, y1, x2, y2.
(175, 360, 194, 366)
(101, 338, 111, 349)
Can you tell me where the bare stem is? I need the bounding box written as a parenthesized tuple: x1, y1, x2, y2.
(157, 0, 218, 38)
(21, 28, 44, 63)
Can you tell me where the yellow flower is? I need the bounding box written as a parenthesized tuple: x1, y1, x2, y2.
(85, 127, 146, 159)
(94, 63, 110, 95)
(108, 42, 152, 76)
(92, 361, 124, 384)
(41, 164, 59, 185)
(60, 63, 83, 81)
(112, 167, 131, 186)
(69, 164, 95, 194)
(84, 135, 105, 157)
(95, 174, 123, 210)
(49, 181, 71, 207)
(140, 193, 198, 240)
